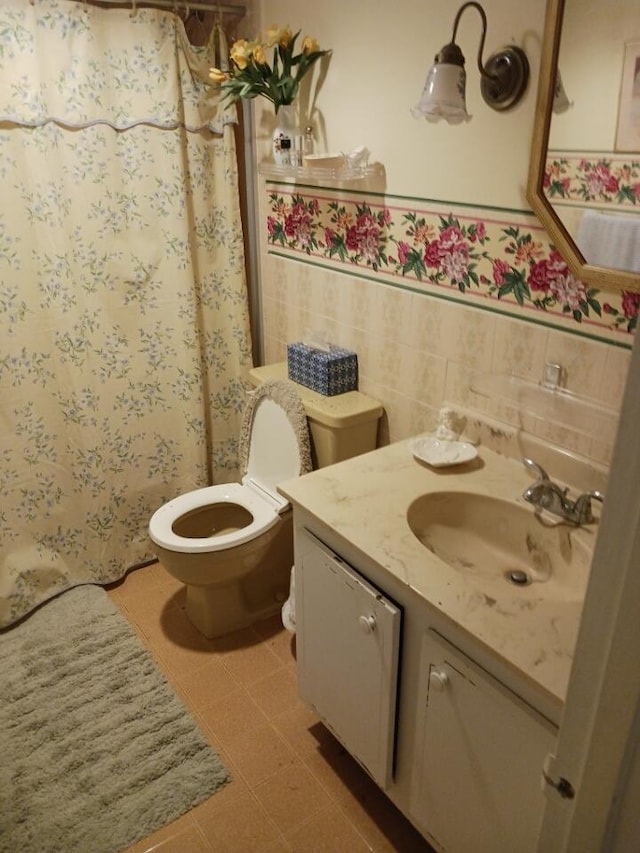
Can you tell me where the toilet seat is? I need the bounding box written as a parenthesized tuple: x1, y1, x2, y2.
(149, 379, 313, 556)
(148, 482, 281, 554)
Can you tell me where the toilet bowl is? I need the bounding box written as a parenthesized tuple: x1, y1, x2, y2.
(149, 379, 312, 638)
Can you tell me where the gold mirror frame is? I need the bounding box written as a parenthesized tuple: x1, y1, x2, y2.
(527, 0, 640, 295)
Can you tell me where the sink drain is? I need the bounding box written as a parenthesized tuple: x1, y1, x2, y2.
(506, 569, 531, 586)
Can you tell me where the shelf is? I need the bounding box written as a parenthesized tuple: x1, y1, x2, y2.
(470, 373, 619, 444)
(258, 162, 381, 183)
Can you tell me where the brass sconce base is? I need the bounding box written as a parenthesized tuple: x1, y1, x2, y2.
(480, 46, 529, 111)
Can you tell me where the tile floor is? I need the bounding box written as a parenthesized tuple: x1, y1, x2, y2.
(107, 562, 435, 853)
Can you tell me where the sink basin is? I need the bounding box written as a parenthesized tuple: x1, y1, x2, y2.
(407, 491, 593, 601)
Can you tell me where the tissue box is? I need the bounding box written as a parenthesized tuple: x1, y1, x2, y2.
(287, 343, 358, 396)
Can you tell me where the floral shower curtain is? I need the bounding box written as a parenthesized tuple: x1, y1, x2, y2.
(0, 0, 252, 628)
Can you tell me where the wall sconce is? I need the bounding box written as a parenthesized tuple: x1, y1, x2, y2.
(412, 1, 529, 124)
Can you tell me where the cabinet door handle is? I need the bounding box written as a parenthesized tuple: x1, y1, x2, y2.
(429, 668, 449, 691)
(359, 614, 377, 633)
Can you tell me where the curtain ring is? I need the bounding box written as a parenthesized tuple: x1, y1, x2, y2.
(130, 0, 137, 18)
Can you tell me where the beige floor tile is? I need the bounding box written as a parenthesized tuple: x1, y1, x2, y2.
(285, 804, 372, 852)
(272, 705, 328, 761)
(222, 722, 297, 789)
(252, 615, 297, 666)
(131, 824, 211, 853)
(253, 761, 333, 835)
(194, 791, 283, 853)
(198, 687, 269, 745)
(127, 812, 199, 853)
(336, 775, 434, 852)
(246, 666, 301, 720)
(176, 657, 238, 709)
(216, 638, 284, 687)
(144, 608, 220, 677)
(301, 730, 374, 805)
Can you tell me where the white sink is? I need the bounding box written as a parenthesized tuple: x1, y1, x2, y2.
(407, 491, 593, 601)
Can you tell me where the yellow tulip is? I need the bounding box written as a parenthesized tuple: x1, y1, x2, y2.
(230, 39, 251, 70)
(253, 44, 267, 65)
(265, 24, 293, 49)
(301, 36, 319, 55)
(265, 24, 280, 47)
(208, 67, 228, 85)
(279, 26, 293, 48)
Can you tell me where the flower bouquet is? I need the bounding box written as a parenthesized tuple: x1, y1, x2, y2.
(209, 24, 330, 113)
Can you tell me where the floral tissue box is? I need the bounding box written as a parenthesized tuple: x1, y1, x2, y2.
(287, 343, 358, 396)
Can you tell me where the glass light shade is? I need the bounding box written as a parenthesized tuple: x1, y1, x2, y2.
(552, 69, 571, 114)
(412, 63, 470, 125)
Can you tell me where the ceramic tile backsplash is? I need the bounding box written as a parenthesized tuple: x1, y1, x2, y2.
(599, 346, 632, 410)
(491, 318, 550, 383)
(260, 246, 628, 470)
(544, 330, 609, 398)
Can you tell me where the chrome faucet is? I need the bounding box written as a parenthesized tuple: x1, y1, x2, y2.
(522, 457, 604, 525)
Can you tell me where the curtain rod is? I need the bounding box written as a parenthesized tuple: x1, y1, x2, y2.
(63, 0, 246, 15)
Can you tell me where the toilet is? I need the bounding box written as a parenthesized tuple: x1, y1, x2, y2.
(149, 370, 383, 638)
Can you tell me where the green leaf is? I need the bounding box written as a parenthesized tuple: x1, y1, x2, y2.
(587, 297, 602, 317)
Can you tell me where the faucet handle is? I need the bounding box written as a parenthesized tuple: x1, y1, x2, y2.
(523, 457, 550, 482)
(573, 490, 605, 524)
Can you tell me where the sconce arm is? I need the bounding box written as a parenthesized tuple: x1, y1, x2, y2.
(448, 1, 497, 82)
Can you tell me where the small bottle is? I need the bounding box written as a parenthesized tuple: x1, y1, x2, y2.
(303, 126, 314, 157)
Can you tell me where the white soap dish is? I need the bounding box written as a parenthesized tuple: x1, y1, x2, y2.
(409, 436, 478, 468)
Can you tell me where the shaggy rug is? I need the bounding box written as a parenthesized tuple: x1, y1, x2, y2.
(0, 585, 229, 853)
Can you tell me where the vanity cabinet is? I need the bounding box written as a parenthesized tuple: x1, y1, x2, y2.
(293, 523, 558, 852)
(295, 529, 401, 789)
(410, 630, 556, 853)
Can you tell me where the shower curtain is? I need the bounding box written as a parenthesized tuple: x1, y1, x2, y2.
(0, 0, 253, 628)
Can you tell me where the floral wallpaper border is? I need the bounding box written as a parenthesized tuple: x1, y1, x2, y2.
(265, 183, 637, 345)
(545, 151, 640, 209)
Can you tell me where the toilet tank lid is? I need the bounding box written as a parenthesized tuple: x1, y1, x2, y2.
(248, 363, 383, 429)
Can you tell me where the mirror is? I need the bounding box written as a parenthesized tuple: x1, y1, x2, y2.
(527, 0, 640, 294)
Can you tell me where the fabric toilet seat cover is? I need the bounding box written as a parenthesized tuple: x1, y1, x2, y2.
(238, 379, 312, 501)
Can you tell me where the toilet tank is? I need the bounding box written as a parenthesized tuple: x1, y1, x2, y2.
(248, 363, 383, 469)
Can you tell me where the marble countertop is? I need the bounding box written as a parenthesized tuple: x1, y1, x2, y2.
(279, 439, 598, 711)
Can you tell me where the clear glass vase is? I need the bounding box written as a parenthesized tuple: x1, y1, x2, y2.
(272, 104, 298, 167)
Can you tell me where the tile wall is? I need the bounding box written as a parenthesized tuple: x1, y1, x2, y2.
(260, 252, 631, 470)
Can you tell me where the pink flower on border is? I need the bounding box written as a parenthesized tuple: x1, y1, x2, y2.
(622, 291, 640, 320)
(586, 165, 619, 197)
(424, 241, 442, 268)
(345, 213, 382, 263)
(441, 244, 470, 282)
(267, 216, 277, 235)
(492, 259, 511, 285)
(528, 259, 554, 293)
(397, 241, 411, 265)
(549, 273, 587, 311)
(284, 202, 312, 247)
(439, 225, 465, 251)
(324, 227, 335, 246)
(469, 221, 486, 243)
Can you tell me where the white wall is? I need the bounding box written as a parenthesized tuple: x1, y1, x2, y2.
(254, 0, 544, 206)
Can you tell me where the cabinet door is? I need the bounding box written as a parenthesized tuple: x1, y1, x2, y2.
(411, 630, 557, 853)
(296, 529, 401, 789)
